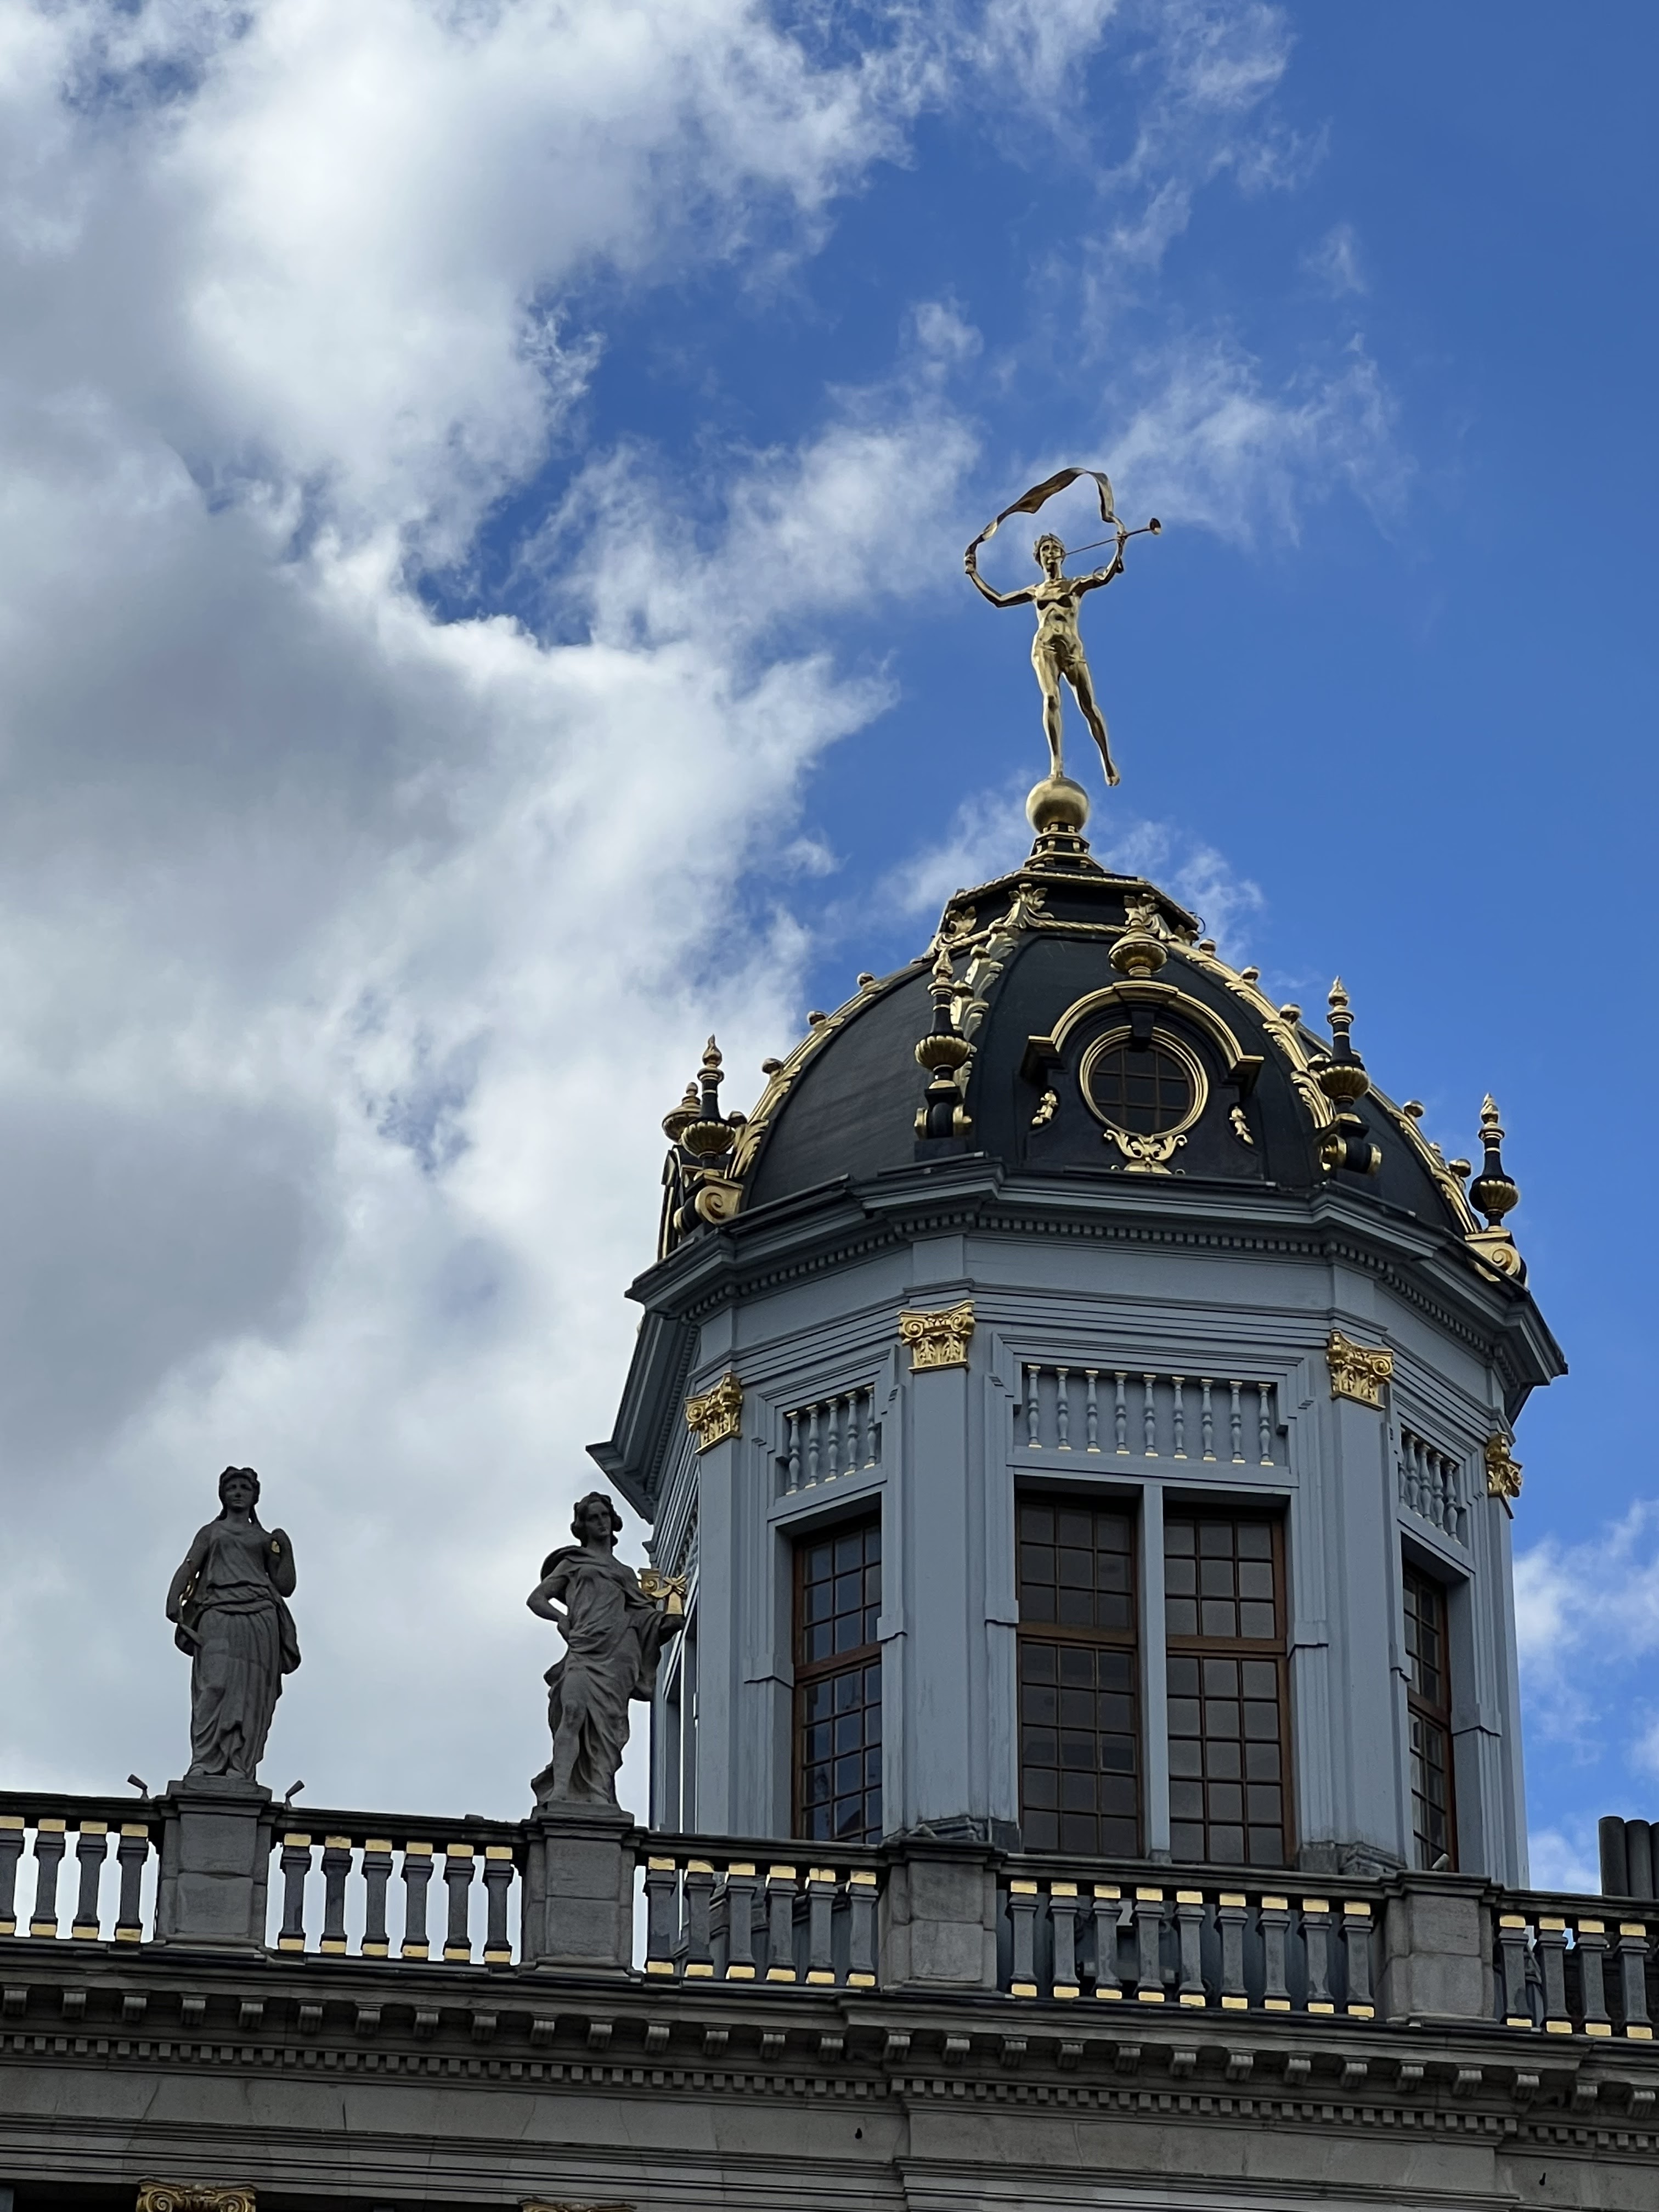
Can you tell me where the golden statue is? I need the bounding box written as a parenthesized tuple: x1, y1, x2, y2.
(964, 467, 1159, 799)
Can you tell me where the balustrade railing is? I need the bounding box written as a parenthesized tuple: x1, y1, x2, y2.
(1493, 1894, 1657, 2039)
(0, 1795, 158, 1945)
(778, 1389, 881, 1497)
(1399, 1427, 1469, 1545)
(639, 1837, 881, 1988)
(997, 1866, 1378, 2016)
(1017, 1365, 1279, 1467)
(10, 1784, 1654, 2041)
(269, 1814, 524, 1963)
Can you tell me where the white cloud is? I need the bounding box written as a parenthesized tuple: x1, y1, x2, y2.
(0, 0, 1005, 1815)
(2, 0, 952, 560)
(1304, 220, 1367, 297)
(1514, 1505, 1659, 1755)
(1104, 329, 1401, 543)
(1527, 1825, 1600, 1898)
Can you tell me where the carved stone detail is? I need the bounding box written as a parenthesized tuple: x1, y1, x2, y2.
(898, 1301, 975, 1372)
(685, 1375, 743, 1451)
(1485, 1434, 1523, 1501)
(521, 2201, 637, 2211)
(137, 2186, 257, 2212)
(1327, 1330, 1393, 1410)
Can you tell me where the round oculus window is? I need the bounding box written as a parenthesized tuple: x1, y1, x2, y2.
(1079, 1028, 1206, 1140)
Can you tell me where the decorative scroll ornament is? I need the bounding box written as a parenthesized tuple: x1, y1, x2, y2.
(1327, 1329, 1394, 1410)
(137, 2187, 258, 2212)
(1485, 1434, 1523, 1502)
(521, 2201, 636, 2212)
(685, 1374, 743, 1452)
(898, 1301, 975, 1372)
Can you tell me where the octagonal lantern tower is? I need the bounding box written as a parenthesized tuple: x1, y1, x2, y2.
(592, 786, 1561, 1883)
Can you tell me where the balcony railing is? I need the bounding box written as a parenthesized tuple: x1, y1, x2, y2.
(270, 1813, 526, 1963)
(3, 1784, 1656, 2041)
(639, 1837, 881, 1988)
(997, 1866, 1378, 2015)
(0, 1795, 158, 1944)
(1493, 1892, 1657, 2040)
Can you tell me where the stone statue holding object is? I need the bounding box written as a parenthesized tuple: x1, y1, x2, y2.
(165, 1465, 300, 1784)
(527, 1490, 684, 1807)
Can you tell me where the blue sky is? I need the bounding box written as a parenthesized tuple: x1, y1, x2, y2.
(0, 1, 1654, 1877)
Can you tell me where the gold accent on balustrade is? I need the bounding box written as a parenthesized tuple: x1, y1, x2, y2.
(1485, 1434, 1523, 1502)
(898, 1301, 975, 1372)
(685, 1374, 743, 1452)
(1327, 1330, 1393, 1409)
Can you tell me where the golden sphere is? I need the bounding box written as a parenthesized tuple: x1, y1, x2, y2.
(1025, 775, 1090, 836)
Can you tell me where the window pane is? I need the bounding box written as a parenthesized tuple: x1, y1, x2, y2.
(794, 1513, 883, 1844)
(1017, 1494, 1142, 1856)
(1164, 1510, 1291, 1869)
(1405, 1565, 1456, 1869)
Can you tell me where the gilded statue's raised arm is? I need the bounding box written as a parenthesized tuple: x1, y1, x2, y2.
(1075, 531, 1127, 594)
(963, 544, 1033, 610)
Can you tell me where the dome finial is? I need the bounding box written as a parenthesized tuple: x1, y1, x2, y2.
(914, 950, 973, 1143)
(1312, 975, 1380, 1175)
(1468, 1096, 1520, 1228)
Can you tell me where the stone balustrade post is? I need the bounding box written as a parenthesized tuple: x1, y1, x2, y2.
(521, 1803, 635, 1974)
(151, 1779, 274, 1953)
(1378, 1874, 1494, 2023)
(879, 1841, 998, 1992)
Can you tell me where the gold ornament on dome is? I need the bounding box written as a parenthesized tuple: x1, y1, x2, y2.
(963, 466, 1160, 829)
(685, 1374, 743, 1452)
(1327, 1329, 1393, 1410)
(898, 1301, 975, 1372)
(1485, 1434, 1523, 1502)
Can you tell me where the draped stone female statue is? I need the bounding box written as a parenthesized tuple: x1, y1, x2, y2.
(527, 1491, 682, 1806)
(165, 1466, 300, 1784)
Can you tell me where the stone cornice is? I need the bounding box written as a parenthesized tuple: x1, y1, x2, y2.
(595, 1163, 1564, 1514)
(0, 1959, 1652, 2162)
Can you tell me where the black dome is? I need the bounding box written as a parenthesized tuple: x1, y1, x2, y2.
(702, 844, 1505, 1273)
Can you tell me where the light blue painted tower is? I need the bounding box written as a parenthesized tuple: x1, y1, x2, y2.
(594, 786, 1560, 1882)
